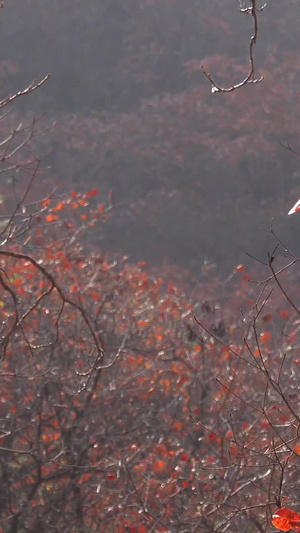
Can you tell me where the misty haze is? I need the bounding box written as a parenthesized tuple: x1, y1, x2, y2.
(1, 0, 300, 274)
(1, 2, 300, 531)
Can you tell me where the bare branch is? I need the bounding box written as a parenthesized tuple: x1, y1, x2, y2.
(202, 0, 266, 93)
(0, 74, 50, 110)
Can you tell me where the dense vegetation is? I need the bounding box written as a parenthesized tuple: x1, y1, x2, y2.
(1, 1, 300, 532)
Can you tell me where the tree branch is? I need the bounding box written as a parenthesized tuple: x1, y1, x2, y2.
(202, 0, 266, 93)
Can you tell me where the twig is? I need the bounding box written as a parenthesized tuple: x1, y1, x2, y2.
(202, 1, 266, 93)
(0, 74, 50, 110)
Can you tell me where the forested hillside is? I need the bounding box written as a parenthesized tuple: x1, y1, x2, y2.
(1, 2, 300, 532)
(1, 0, 300, 270)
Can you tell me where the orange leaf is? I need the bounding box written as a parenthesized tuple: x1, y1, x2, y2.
(45, 214, 59, 222)
(153, 460, 167, 474)
(137, 320, 148, 328)
(194, 344, 202, 352)
(272, 508, 300, 531)
(42, 199, 50, 207)
(52, 201, 65, 212)
(294, 441, 300, 455)
(173, 421, 183, 431)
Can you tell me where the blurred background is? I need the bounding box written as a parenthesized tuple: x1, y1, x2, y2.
(1, 0, 300, 274)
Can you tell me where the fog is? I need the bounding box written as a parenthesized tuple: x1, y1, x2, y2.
(1, 0, 300, 273)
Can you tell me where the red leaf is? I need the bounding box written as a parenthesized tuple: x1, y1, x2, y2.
(64, 221, 74, 230)
(85, 188, 98, 198)
(208, 432, 219, 442)
(168, 281, 175, 292)
(280, 308, 289, 319)
(180, 453, 189, 462)
(272, 508, 300, 531)
(262, 313, 272, 323)
(242, 273, 251, 281)
(235, 264, 245, 271)
(90, 292, 100, 301)
(138, 527, 147, 533)
(260, 331, 271, 344)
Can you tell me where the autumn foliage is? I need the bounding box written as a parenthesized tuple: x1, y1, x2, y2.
(2, 2, 300, 533)
(272, 508, 300, 532)
(3, 139, 300, 531)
